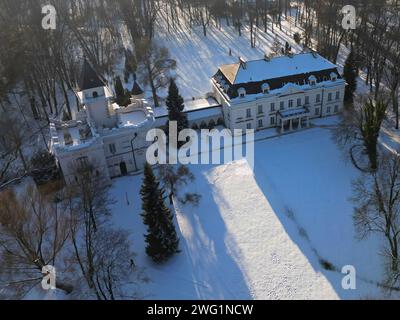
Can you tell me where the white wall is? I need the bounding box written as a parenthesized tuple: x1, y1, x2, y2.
(213, 80, 345, 131)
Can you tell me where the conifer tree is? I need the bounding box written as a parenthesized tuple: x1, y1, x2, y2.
(343, 49, 358, 103)
(114, 76, 129, 106)
(140, 163, 179, 263)
(166, 79, 188, 133)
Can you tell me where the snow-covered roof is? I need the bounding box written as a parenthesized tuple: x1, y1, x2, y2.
(219, 53, 338, 85)
(187, 106, 222, 121)
(115, 99, 154, 129)
(118, 110, 148, 128)
(278, 107, 310, 119)
(50, 120, 98, 153)
(154, 97, 221, 118)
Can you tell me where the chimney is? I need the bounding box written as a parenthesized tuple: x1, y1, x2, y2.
(264, 53, 270, 61)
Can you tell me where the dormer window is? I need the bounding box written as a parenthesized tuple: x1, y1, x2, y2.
(223, 84, 229, 93)
(238, 87, 246, 98)
(330, 72, 337, 82)
(308, 75, 317, 86)
(261, 83, 270, 94)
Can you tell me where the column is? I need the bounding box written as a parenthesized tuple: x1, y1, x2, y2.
(298, 117, 302, 129)
(281, 119, 284, 132)
(289, 119, 293, 131)
(306, 117, 310, 127)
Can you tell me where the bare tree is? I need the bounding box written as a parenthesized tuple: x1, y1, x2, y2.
(136, 39, 176, 107)
(158, 164, 194, 205)
(384, 62, 400, 130)
(66, 160, 139, 299)
(352, 152, 400, 286)
(334, 96, 388, 172)
(0, 112, 30, 178)
(83, 227, 140, 300)
(0, 184, 73, 299)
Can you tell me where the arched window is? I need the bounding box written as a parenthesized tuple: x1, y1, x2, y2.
(238, 87, 246, 98)
(308, 75, 317, 86)
(261, 83, 270, 94)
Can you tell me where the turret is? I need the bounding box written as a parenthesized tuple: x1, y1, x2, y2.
(78, 60, 115, 129)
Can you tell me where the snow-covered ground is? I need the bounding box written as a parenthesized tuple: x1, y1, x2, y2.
(110, 123, 388, 300)
(152, 16, 303, 100)
(107, 17, 395, 299)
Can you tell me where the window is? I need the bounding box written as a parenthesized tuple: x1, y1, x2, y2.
(76, 156, 89, 167)
(336, 91, 340, 100)
(309, 75, 317, 86)
(315, 108, 320, 116)
(334, 105, 339, 113)
(258, 119, 263, 128)
(328, 93, 332, 101)
(270, 103, 275, 112)
(297, 98, 301, 106)
(92, 91, 98, 98)
(270, 117, 275, 125)
(316, 94, 321, 103)
(289, 100, 293, 108)
(246, 123, 252, 130)
(305, 96, 310, 105)
(280, 101, 284, 110)
(327, 106, 331, 113)
(109, 143, 116, 154)
(246, 108, 251, 118)
(261, 83, 270, 94)
(258, 105, 263, 114)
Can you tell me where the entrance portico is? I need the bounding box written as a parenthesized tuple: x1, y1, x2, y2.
(278, 107, 310, 133)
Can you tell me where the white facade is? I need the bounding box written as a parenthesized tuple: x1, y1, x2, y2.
(50, 84, 155, 184)
(51, 54, 345, 184)
(211, 53, 346, 133)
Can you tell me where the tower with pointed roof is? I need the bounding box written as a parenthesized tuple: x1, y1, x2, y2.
(78, 60, 116, 129)
(131, 80, 144, 100)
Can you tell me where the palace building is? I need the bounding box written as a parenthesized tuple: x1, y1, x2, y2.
(51, 52, 345, 183)
(211, 52, 345, 132)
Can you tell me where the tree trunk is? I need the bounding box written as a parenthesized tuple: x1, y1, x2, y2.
(55, 280, 74, 294)
(146, 63, 159, 107)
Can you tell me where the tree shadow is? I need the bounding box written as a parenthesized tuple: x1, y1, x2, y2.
(172, 164, 252, 299)
(250, 130, 382, 299)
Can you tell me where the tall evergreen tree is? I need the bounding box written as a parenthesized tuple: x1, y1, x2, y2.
(343, 49, 358, 103)
(166, 79, 188, 133)
(114, 76, 129, 106)
(140, 163, 179, 263)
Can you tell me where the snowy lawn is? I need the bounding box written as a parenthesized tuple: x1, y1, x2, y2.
(110, 126, 387, 300)
(151, 18, 303, 100)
